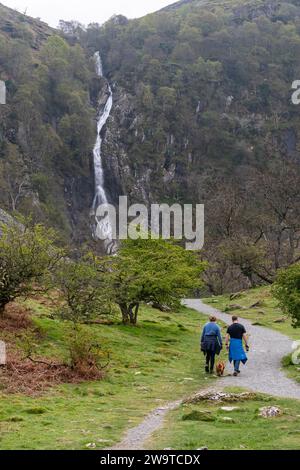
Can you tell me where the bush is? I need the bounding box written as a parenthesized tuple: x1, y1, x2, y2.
(67, 328, 109, 376)
(272, 264, 300, 327)
(55, 255, 116, 324)
(0, 220, 64, 314)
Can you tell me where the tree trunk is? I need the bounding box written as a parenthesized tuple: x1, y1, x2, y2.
(118, 303, 139, 325)
(119, 303, 130, 324)
(0, 301, 7, 317)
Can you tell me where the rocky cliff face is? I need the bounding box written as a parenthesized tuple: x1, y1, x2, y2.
(92, 0, 300, 209)
(1, 0, 300, 259)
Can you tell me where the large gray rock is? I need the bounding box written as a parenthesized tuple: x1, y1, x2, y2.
(0, 340, 6, 366)
(0, 208, 17, 237)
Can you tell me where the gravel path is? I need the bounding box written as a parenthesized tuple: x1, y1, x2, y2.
(109, 400, 181, 450)
(185, 299, 300, 399)
(110, 300, 300, 450)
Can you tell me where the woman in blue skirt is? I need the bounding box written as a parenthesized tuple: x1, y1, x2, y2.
(225, 315, 249, 376)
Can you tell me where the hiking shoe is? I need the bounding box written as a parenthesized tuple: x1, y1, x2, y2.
(205, 366, 209, 373)
(233, 371, 238, 377)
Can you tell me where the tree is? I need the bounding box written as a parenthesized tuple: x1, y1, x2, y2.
(272, 264, 300, 328)
(110, 238, 206, 325)
(0, 220, 64, 314)
(55, 255, 115, 324)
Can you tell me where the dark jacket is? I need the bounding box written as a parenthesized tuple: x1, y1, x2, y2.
(201, 322, 223, 355)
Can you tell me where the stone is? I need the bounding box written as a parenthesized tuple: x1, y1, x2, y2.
(274, 318, 286, 324)
(292, 340, 300, 351)
(184, 391, 256, 404)
(230, 292, 243, 300)
(86, 442, 96, 449)
(259, 406, 282, 418)
(249, 301, 263, 308)
(0, 340, 6, 366)
(228, 304, 244, 310)
(0, 80, 6, 105)
(182, 410, 215, 422)
(151, 302, 171, 312)
(220, 417, 235, 423)
(220, 406, 238, 412)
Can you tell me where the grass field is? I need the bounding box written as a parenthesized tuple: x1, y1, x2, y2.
(204, 286, 299, 339)
(146, 288, 300, 451)
(148, 389, 300, 450)
(0, 301, 215, 450)
(1, 287, 299, 450)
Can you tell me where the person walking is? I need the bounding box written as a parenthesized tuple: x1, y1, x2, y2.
(225, 315, 249, 376)
(201, 315, 223, 374)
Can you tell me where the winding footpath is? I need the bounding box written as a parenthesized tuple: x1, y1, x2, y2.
(110, 300, 300, 450)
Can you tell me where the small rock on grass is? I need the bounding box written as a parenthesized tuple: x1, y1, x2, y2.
(182, 410, 215, 422)
(220, 417, 235, 423)
(226, 304, 245, 311)
(249, 301, 263, 308)
(184, 391, 256, 404)
(86, 443, 96, 449)
(220, 406, 238, 412)
(259, 406, 282, 418)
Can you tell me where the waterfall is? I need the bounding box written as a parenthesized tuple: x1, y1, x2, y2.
(91, 52, 115, 254)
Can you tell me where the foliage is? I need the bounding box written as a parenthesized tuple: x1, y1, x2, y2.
(66, 327, 109, 374)
(109, 237, 206, 324)
(272, 264, 300, 328)
(0, 302, 210, 449)
(0, 6, 95, 239)
(0, 220, 64, 314)
(55, 255, 116, 324)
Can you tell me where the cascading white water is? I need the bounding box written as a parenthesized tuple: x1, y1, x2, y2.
(92, 51, 115, 253)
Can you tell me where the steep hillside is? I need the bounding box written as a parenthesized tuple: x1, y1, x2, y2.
(0, 0, 300, 290)
(79, 0, 300, 290)
(88, 0, 300, 203)
(0, 3, 97, 244)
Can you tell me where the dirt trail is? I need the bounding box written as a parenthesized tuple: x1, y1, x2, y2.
(110, 300, 300, 450)
(185, 299, 300, 399)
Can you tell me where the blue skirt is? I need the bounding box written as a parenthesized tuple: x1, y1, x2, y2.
(229, 338, 248, 364)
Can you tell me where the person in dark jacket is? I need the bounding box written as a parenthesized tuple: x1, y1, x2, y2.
(201, 315, 223, 374)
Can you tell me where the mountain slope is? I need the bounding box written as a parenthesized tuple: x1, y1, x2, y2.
(0, 0, 299, 290)
(0, 3, 97, 243)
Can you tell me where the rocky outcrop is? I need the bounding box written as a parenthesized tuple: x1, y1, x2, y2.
(0, 208, 17, 236)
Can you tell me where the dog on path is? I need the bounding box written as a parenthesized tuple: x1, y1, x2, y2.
(216, 361, 226, 377)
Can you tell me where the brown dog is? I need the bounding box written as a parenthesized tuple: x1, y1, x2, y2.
(216, 361, 226, 377)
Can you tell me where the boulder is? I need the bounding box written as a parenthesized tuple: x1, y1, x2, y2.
(182, 410, 215, 422)
(249, 301, 263, 308)
(220, 417, 235, 423)
(151, 302, 171, 312)
(225, 304, 245, 311)
(184, 390, 256, 404)
(259, 406, 282, 418)
(230, 292, 243, 300)
(0, 208, 20, 237)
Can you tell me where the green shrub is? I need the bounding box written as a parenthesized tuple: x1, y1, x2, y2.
(272, 264, 300, 328)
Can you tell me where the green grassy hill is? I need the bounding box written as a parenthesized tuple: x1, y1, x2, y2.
(204, 286, 298, 339)
(0, 299, 212, 450)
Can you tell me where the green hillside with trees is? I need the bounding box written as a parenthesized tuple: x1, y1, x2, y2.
(1, 0, 300, 292)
